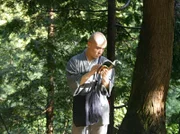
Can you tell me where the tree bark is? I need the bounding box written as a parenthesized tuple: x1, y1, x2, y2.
(118, 0, 174, 134)
(107, 0, 116, 133)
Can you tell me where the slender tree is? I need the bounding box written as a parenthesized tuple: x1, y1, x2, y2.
(107, 0, 116, 133)
(46, 7, 55, 134)
(118, 0, 174, 133)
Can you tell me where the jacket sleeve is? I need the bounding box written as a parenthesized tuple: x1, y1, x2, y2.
(66, 58, 94, 96)
(66, 58, 81, 94)
(100, 68, 115, 97)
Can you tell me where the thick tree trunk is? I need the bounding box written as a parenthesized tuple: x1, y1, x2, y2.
(107, 0, 116, 133)
(118, 0, 174, 134)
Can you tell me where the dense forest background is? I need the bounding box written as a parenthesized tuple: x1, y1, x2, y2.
(0, 0, 179, 134)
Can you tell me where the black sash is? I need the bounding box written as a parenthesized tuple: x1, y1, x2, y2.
(73, 57, 102, 127)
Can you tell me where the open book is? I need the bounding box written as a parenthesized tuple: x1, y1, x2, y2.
(99, 60, 121, 70)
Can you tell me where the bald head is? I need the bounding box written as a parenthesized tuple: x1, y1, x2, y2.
(88, 32, 107, 48)
(86, 32, 107, 61)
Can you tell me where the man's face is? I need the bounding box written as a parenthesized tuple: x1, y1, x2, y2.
(88, 42, 106, 59)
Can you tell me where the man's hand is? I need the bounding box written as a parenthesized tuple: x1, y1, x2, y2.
(99, 68, 110, 88)
(80, 64, 101, 85)
(91, 64, 101, 74)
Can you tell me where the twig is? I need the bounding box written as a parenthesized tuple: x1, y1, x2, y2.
(0, 113, 10, 134)
(116, 0, 131, 11)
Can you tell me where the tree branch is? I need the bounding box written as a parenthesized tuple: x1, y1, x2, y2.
(116, 23, 141, 30)
(114, 104, 127, 109)
(116, 0, 131, 11)
(44, 8, 108, 13)
(90, 0, 107, 6)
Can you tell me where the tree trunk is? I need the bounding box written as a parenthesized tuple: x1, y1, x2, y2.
(118, 0, 174, 134)
(46, 8, 55, 134)
(107, 0, 116, 133)
(179, 120, 180, 134)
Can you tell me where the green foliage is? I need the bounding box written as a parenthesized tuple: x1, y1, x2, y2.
(0, 0, 142, 133)
(165, 1, 180, 133)
(0, 0, 179, 133)
(172, 0, 180, 80)
(166, 124, 179, 134)
(112, 1, 142, 129)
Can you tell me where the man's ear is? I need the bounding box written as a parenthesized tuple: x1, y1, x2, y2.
(87, 42, 91, 48)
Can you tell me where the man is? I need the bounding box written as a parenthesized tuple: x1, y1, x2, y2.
(66, 32, 115, 134)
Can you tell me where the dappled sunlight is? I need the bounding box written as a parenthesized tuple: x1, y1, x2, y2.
(149, 85, 165, 117)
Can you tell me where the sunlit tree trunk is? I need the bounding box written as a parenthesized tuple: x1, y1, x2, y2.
(118, 0, 174, 133)
(46, 7, 55, 134)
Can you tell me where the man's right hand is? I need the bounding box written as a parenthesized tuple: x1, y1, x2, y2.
(91, 64, 101, 74)
(80, 64, 101, 85)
